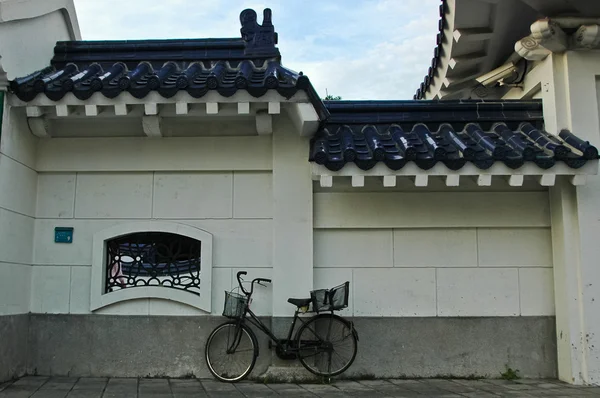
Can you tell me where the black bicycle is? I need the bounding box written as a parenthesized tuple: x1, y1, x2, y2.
(205, 271, 359, 382)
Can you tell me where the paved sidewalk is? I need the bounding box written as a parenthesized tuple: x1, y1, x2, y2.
(1, 376, 600, 397)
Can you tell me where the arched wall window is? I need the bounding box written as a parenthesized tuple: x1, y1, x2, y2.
(91, 222, 213, 312)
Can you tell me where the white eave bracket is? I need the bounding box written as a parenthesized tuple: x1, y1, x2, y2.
(312, 161, 599, 188)
(288, 102, 320, 136)
(11, 90, 320, 138)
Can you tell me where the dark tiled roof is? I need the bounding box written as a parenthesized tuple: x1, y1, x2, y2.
(311, 100, 598, 171)
(9, 9, 328, 120)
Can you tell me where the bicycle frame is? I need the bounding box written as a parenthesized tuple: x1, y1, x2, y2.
(231, 271, 337, 356)
(240, 304, 318, 354)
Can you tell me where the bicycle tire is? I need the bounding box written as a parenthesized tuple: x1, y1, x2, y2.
(205, 321, 258, 382)
(295, 314, 358, 377)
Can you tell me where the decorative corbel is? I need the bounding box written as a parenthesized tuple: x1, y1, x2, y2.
(572, 24, 600, 49)
(515, 19, 568, 61)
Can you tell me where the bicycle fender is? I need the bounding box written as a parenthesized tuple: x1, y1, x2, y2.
(349, 320, 359, 342)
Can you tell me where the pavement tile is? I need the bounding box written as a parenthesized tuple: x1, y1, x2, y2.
(2, 377, 599, 397)
(72, 378, 107, 390)
(515, 379, 546, 385)
(388, 380, 423, 385)
(67, 390, 104, 398)
(30, 391, 71, 398)
(461, 392, 502, 398)
(14, 377, 49, 383)
(234, 382, 278, 397)
(265, 383, 316, 397)
(38, 378, 78, 393)
(399, 382, 446, 394)
(491, 392, 534, 397)
(298, 383, 345, 396)
(103, 378, 138, 398)
(169, 379, 206, 397)
(10, 377, 49, 388)
(138, 379, 171, 395)
(504, 383, 538, 391)
(0, 382, 12, 393)
(200, 380, 238, 391)
(0, 392, 34, 398)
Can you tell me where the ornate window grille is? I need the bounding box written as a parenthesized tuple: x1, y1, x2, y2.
(105, 232, 202, 295)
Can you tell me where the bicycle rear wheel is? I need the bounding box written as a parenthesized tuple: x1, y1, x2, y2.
(296, 314, 358, 377)
(205, 321, 257, 382)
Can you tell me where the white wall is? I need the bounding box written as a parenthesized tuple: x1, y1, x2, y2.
(0, 0, 81, 79)
(31, 135, 274, 316)
(0, 106, 38, 314)
(313, 190, 554, 317)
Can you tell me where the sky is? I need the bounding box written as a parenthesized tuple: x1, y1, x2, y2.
(72, 0, 440, 100)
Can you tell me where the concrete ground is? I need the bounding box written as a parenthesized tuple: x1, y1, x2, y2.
(1, 376, 600, 397)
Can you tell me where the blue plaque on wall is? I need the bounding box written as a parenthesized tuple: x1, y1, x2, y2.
(55, 227, 74, 243)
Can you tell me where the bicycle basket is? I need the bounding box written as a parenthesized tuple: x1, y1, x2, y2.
(310, 281, 350, 313)
(222, 291, 247, 318)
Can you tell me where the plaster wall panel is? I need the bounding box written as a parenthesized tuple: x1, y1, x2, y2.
(314, 192, 550, 228)
(36, 173, 76, 218)
(0, 154, 37, 216)
(211, 267, 233, 315)
(153, 172, 233, 219)
(30, 266, 71, 314)
(520, 268, 555, 316)
(36, 136, 272, 172)
(271, 121, 313, 316)
(478, 227, 553, 267)
(95, 299, 149, 315)
(33, 219, 113, 266)
(186, 219, 272, 267)
(0, 263, 31, 315)
(0, 10, 73, 79)
(437, 268, 520, 316)
(69, 266, 91, 314)
(313, 268, 353, 316)
(0, 208, 34, 265)
(148, 299, 207, 316)
(75, 173, 153, 218)
(353, 268, 436, 316)
(34, 219, 272, 267)
(233, 172, 273, 219)
(393, 228, 477, 267)
(314, 229, 393, 267)
(1, 107, 38, 168)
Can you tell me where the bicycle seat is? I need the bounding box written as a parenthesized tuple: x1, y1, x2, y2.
(287, 298, 312, 307)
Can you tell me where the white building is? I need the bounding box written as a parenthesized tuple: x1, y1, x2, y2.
(1, 0, 599, 384)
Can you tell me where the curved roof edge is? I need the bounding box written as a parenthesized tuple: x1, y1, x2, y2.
(414, 0, 538, 100)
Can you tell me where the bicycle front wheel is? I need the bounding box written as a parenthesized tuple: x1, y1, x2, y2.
(205, 321, 257, 382)
(296, 314, 358, 377)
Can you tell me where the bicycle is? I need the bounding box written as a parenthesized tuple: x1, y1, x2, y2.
(205, 271, 359, 382)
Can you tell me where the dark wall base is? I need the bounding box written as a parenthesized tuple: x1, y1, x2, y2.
(27, 315, 556, 379)
(28, 315, 272, 378)
(347, 317, 557, 379)
(0, 314, 29, 383)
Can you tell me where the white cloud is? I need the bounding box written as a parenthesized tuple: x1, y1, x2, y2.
(72, 0, 440, 99)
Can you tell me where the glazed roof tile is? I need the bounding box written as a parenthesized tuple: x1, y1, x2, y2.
(9, 8, 328, 119)
(312, 100, 598, 171)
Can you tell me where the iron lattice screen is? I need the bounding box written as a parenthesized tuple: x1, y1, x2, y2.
(105, 232, 202, 295)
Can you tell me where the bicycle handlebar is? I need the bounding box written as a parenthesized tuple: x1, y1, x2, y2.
(236, 271, 271, 296)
